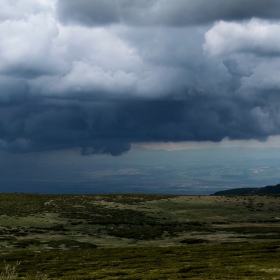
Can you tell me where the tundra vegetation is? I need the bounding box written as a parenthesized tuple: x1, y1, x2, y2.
(0, 193, 280, 279)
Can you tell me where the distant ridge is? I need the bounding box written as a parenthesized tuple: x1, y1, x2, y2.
(213, 184, 280, 195)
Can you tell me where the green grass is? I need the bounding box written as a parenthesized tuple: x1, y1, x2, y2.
(1, 193, 280, 278)
(0, 242, 280, 279)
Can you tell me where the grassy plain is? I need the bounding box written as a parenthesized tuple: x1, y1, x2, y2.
(0, 194, 280, 279)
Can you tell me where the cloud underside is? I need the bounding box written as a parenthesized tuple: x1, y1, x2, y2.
(1, 0, 280, 155)
(57, 0, 280, 26)
(1, 94, 280, 155)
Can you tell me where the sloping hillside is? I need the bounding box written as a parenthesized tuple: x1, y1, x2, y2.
(213, 184, 280, 195)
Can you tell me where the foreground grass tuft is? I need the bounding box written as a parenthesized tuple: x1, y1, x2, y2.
(0, 262, 19, 280)
(0, 263, 52, 280)
(35, 272, 52, 280)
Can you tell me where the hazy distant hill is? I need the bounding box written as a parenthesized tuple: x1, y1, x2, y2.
(213, 184, 280, 195)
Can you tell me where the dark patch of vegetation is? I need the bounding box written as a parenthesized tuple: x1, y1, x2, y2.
(107, 221, 212, 240)
(44, 240, 97, 249)
(178, 264, 208, 276)
(12, 239, 42, 248)
(179, 238, 209, 244)
(109, 225, 164, 240)
(10, 239, 97, 249)
(246, 234, 280, 239)
(218, 226, 280, 234)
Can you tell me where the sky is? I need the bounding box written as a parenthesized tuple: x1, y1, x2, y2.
(1, 1, 280, 193)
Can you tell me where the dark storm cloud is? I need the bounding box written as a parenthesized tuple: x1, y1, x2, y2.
(0, 90, 280, 155)
(56, 0, 280, 27)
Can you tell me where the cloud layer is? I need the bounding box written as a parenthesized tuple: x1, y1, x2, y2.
(1, 1, 280, 155)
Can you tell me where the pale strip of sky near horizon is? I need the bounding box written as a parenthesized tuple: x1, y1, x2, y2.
(132, 136, 280, 151)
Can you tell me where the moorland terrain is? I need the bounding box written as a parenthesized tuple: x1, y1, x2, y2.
(1, 193, 280, 279)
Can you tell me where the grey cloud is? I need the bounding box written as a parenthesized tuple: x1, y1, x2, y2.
(57, 0, 119, 26)
(223, 58, 253, 91)
(223, 59, 252, 78)
(0, 0, 49, 22)
(203, 20, 280, 58)
(57, 0, 280, 27)
(1, 2, 280, 157)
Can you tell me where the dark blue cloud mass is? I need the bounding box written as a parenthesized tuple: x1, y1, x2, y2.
(0, 92, 280, 155)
